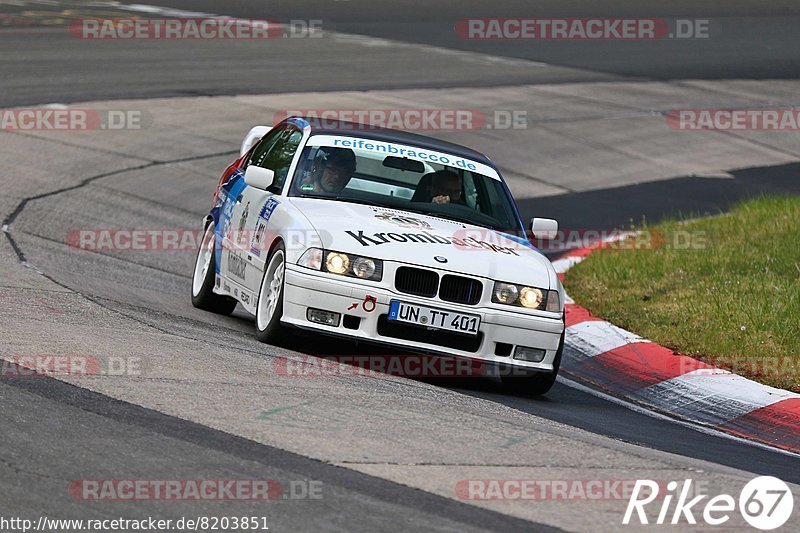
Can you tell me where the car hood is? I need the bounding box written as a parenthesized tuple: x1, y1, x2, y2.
(289, 197, 556, 288)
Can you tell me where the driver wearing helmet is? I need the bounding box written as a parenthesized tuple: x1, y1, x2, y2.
(299, 147, 357, 194)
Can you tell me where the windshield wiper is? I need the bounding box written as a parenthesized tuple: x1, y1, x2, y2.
(417, 211, 493, 229)
(332, 196, 386, 207)
(297, 195, 499, 229)
(298, 194, 385, 208)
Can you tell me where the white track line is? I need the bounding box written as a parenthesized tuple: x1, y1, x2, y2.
(557, 375, 800, 460)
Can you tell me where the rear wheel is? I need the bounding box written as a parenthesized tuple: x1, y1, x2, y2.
(500, 330, 565, 397)
(191, 222, 238, 315)
(255, 242, 286, 343)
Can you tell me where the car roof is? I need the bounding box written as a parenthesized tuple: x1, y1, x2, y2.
(286, 116, 496, 169)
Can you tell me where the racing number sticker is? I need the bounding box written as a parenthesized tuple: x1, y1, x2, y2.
(251, 197, 280, 257)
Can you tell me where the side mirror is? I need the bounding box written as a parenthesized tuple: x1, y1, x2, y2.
(240, 125, 271, 157)
(244, 166, 275, 190)
(531, 218, 558, 239)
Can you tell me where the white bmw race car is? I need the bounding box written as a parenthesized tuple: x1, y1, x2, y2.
(192, 117, 565, 395)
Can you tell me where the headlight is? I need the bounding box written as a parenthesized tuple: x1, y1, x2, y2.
(519, 287, 544, 309)
(352, 257, 376, 279)
(297, 248, 323, 270)
(492, 281, 555, 312)
(326, 252, 350, 274)
(322, 251, 383, 281)
(493, 283, 519, 304)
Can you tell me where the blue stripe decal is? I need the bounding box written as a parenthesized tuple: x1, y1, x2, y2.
(214, 170, 247, 273)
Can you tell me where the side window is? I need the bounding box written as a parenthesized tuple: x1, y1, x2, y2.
(463, 172, 479, 209)
(248, 127, 303, 192)
(482, 178, 517, 227)
(247, 127, 284, 168)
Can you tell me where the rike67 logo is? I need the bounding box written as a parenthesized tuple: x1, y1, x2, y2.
(624, 477, 794, 529)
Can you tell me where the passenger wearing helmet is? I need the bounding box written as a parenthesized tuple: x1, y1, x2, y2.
(299, 147, 357, 194)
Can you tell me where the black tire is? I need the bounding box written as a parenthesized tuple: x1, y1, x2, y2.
(500, 329, 565, 397)
(255, 241, 286, 344)
(191, 222, 238, 315)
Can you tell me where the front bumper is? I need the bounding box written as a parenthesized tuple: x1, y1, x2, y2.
(282, 265, 564, 372)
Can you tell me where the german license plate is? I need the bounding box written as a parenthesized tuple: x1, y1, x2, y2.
(388, 301, 480, 335)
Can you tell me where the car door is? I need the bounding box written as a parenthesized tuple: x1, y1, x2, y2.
(227, 124, 304, 301)
(218, 127, 282, 298)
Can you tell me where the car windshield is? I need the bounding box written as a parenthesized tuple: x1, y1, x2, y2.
(288, 135, 523, 232)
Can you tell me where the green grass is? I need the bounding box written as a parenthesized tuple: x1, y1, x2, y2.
(565, 195, 800, 392)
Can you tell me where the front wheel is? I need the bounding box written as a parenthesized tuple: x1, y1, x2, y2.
(255, 242, 286, 343)
(191, 222, 238, 315)
(500, 330, 565, 397)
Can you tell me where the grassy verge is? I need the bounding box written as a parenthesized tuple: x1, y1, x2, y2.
(564, 195, 800, 392)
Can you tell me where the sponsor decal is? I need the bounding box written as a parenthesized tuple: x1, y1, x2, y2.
(251, 224, 267, 257)
(238, 202, 250, 233)
(345, 230, 520, 255)
(251, 197, 280, 256)
(333, 137, 478, 171)
(374, 212, 432, 230)
(240, 291, 251, 305)
(228, 251, 247, 280)
(220, 196, 236, 234)
(259, 197, 281, 220)
(308, 135, 501, 180)
(218, 171, 247, 236)
(216, 189, 228, 207)
(453, 228, 532, 254)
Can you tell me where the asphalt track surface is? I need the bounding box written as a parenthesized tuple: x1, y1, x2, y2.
(4, 0, 800, 106)
(2, 1, 800, 531)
